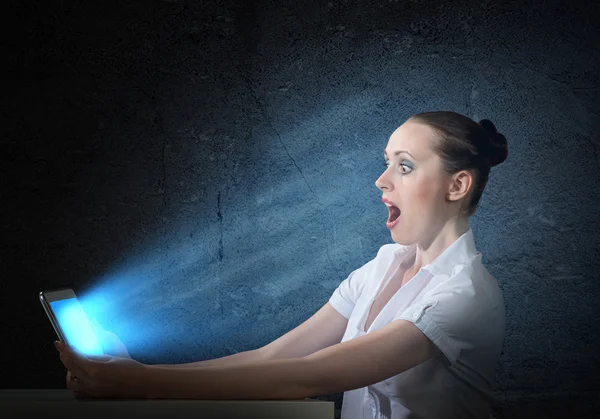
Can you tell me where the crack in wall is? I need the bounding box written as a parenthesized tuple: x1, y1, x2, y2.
(224, 51, 338, 273)
(217, 190, 224, 261)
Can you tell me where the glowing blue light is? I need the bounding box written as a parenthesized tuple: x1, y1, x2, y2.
(50, 298, 104, 356)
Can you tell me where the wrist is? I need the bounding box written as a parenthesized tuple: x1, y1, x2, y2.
(137, 363, 157, 399)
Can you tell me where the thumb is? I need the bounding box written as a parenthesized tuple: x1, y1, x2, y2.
(88, 354, 112, 363)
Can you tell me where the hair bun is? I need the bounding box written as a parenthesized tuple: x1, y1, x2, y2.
(479, 119, 497, 136)
(479, 119, 508, 167)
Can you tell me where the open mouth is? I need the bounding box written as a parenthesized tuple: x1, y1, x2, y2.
(386, 205, 401, 223)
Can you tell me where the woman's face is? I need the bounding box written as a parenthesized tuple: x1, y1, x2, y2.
(375, 120, 461, 245)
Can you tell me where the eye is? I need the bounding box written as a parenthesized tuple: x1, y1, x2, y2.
(383, 160, 412, 174)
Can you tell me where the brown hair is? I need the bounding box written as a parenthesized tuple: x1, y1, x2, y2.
(409, 111, 509, 218)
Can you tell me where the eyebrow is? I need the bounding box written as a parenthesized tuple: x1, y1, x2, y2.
(384, 150, 415, 159)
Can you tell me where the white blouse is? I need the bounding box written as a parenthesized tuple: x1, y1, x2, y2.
(328, 227, 505, 419)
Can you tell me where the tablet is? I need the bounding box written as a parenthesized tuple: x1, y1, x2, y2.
(39, 287, 104, 356)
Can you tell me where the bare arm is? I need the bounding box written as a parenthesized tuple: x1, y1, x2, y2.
(154, 302, 348, 369)
(261, 302, 349, 360)
(57, 317, 436, 400)
(153, 349, 266, 369)
(141, 319, 437, 400)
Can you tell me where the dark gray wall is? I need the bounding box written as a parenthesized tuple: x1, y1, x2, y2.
(3, 0, 599, 417)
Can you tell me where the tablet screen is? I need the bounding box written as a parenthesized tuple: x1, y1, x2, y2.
(50, 298, 104, 356)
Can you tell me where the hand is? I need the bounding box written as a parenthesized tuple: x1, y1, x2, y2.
(91, 319, 132, 359)
(66, 370, 89, 399)
(64, 319, 132, 397)
(56, 341, 149, 399)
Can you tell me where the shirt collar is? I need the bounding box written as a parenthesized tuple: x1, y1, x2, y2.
(392, 227, 480, 278)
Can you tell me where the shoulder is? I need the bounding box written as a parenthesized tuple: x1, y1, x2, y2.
(441, 259, 504, 303)
(400, 260, 505, 364)
(425, 259, 505, 328)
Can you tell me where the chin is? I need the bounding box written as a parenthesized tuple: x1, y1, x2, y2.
(390, 229, 406, 242)
(390, 229, 413, 245)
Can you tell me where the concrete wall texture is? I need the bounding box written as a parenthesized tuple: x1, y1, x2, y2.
(3, 0, 599, 417)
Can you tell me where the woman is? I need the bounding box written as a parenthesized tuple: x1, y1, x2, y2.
(56, 110, 508, 418)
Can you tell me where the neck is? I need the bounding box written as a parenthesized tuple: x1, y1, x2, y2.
(406, 218, 469, 275)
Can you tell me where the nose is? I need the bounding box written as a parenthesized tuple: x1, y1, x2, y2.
(375, 171, 389, 191)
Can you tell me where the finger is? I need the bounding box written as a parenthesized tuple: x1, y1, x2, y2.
(67, 371, 81, 383)
(66, 375, 93, 397)
(66, 374, 85, 392)
(56, 343, 86, 365)
(59, 352, 89, 381)
(57, 341, 102, 365)
(54, 341, 78, 357)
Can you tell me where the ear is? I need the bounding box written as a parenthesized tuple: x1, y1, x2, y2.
(446, 170, 472, 202)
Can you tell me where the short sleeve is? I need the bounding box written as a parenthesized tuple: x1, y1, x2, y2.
(393, 272, 497, 365)
(329, 244, 396, 319)
(328, 267, 363, 319)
